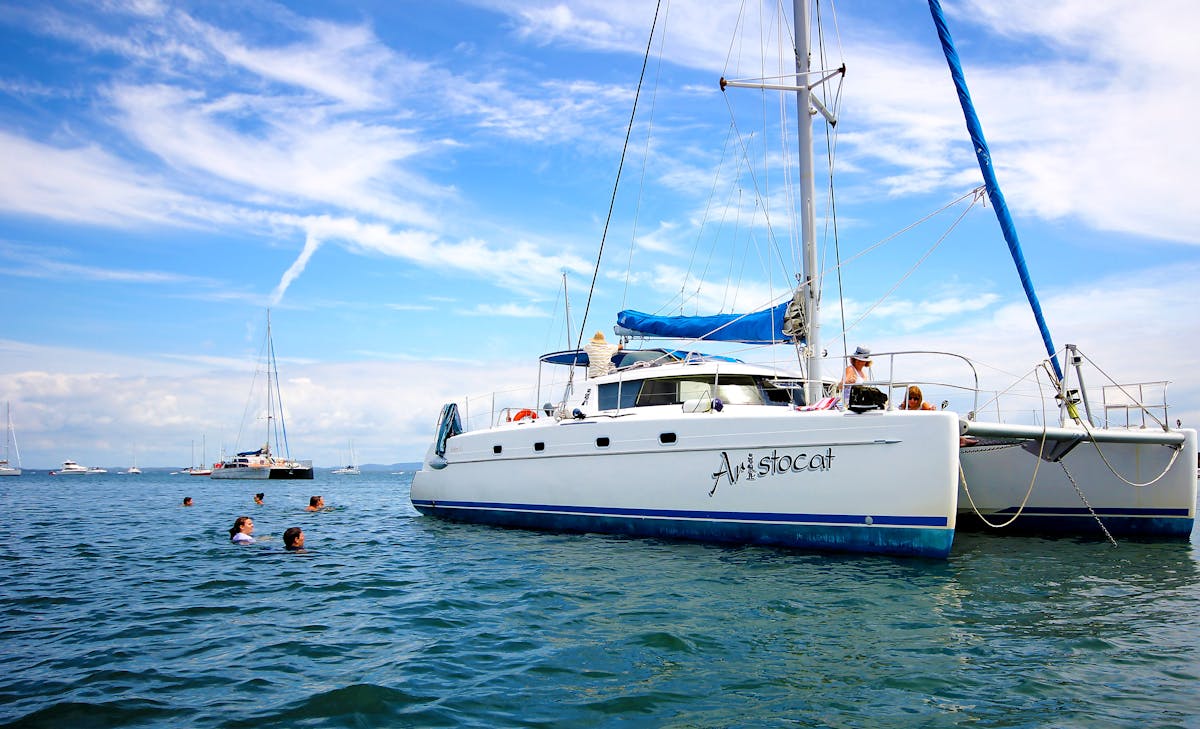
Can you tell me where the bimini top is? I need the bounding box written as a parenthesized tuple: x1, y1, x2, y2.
(539, 347, 741, 368)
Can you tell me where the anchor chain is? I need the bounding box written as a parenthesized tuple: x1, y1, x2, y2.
(1059, 460, 1117, 547)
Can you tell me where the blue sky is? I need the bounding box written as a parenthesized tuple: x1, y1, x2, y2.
(1, 0, 1198, 469)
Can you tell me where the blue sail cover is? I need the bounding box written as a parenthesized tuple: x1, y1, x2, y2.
(617, 301, 795, 345)
(927, 0, 1063, 381)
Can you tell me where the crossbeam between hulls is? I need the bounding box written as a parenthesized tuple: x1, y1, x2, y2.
(961, 420, 1186, 446)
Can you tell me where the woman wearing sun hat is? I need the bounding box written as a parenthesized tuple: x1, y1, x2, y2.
(839, 345, 872, 388)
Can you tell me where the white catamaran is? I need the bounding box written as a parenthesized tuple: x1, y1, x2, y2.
(211, 312, 313, 480)
(410, 1, 1195, 556)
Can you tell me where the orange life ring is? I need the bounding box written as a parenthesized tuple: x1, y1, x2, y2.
(513, 409, 537, 422)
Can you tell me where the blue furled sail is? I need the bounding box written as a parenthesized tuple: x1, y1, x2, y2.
(927, 0, 1064, 381)
(617, 300, 798, 345)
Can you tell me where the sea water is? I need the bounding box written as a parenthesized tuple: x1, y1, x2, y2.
(1, 470, 1198, 728)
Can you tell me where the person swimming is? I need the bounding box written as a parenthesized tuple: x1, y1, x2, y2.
(305, 495, 325, 512)
(229, 516, 255, 544)
(283, 527, 305, 551)
(253, 492, 264, 505)
(182, 496, 193, 507)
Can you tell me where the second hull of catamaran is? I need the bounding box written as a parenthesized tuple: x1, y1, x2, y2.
(412, 364, 960, 558)
(958, 423, 1196, 537)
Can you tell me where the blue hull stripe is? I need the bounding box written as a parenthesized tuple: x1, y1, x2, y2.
(958, 512, 1194, 538)
(411, 499, 949, 527)
(989, 506, 1191, 517)
(410, 500, 955, 558)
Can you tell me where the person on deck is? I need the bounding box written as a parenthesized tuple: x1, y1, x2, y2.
(583, 331, 620, 378)
(899, 385, 937, 411)
(839, 346, 872, 388)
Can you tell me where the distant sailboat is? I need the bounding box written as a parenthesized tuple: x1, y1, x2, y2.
(211, 312, 313, 480)
(0, 402, 21, 476)
(187, 437, 213, 476)
(332, 441, 361, 475)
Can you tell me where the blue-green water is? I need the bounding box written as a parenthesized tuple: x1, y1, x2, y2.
(1, 471, 1198, 728)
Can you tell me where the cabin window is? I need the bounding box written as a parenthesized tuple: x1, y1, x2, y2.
(596, 437, 610, 448)
(598, 381, 641, 410)
(632, 375, 790, 407)
(659, 432, 677, 444)
(637, 378, 686, 407)
(493, 445, 502, 454)
(534, 442, 545, 452)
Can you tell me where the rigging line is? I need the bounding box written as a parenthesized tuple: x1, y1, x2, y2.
(575, 0, 663, 354)
(669, 121, 739, 318)
(826, 186, 982, 279)
(1077, 349, 1169, 431)
(843, 195, 979, 336)
(621, 0, 671, 312)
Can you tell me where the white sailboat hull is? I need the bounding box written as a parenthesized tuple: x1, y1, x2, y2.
(0, 464, 20, 476)
(412, 408, 960, 557)
(959, 425, 1197, 537)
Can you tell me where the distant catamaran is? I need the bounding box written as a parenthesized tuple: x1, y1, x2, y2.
(210, 312, 313, 480)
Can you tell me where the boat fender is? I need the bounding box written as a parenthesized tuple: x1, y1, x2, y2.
(712, 398, 724, 412)
(513, 409, 537, 422)
(428, 454, 448, 470)
(572, 408, 586, 420)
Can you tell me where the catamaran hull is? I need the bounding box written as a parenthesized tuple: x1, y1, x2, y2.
(959, 427, 1197, 537)
(210, 467, 314, 480)
(412, 410, 961, 558)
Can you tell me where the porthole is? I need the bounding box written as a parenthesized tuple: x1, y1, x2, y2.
(534, 442, 545, 452)
(493, 445, 502, 454)
(659, 432, 677, 444)
(596, 437, 610, 447)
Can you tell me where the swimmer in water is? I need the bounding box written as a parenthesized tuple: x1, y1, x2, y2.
(182, 496, 193, 507)
(229, 516, 255, 544)
(253, 492, 264, 505)
(305, 495, 325, 512)
(283, 527, 305, 551)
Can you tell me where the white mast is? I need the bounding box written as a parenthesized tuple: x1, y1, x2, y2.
(793, 0, 821, 404)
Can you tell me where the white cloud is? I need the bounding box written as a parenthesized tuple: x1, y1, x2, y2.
(0, 131, 190, 226)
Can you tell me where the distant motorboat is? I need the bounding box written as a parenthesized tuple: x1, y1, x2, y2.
(86, 466, 108, 474)
(54, 460, 90, 475)
(0, 401, 21, 477)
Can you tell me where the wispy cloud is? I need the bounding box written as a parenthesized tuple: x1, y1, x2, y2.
(0, 240, 211, 285)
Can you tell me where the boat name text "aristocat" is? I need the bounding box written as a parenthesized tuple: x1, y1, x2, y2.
(710, 448, 836, 495)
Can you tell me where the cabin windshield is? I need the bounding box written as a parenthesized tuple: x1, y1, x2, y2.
(597, 375, 793, 410)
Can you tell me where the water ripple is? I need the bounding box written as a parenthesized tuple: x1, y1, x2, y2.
(0, 474, 1198, 728)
